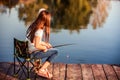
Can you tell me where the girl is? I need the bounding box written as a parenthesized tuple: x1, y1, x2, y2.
(26, 8, 58, 79)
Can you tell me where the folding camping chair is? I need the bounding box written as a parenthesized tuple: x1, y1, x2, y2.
(13, 38, 42, 80)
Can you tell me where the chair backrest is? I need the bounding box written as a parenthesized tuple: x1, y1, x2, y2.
(14, 38, 29, 58)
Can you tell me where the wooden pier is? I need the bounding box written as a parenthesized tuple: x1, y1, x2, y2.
(0, 62, 120, 80)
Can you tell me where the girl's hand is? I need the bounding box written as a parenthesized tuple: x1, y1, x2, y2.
(43, 46, 48, 52)
(46, 43, 52, 49)
(47, 43, 52, 48)
(40, 41, 52, 49)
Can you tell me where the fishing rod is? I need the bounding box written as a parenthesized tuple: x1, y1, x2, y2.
(32, 43, 75, 54)
(52, 43, 75, 48)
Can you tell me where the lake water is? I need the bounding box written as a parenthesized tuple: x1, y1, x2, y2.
(0, 0, 120, 64)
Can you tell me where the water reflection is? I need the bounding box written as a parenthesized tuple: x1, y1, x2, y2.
(90, 0, 111, 29)
(0, 0, 111, 32)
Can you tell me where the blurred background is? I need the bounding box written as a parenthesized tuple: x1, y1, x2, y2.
(0, 0, 120, 64)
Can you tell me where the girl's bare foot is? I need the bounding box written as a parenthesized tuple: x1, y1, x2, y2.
(36, 68, 53, 79)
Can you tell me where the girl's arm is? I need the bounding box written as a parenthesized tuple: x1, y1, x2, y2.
(34, 36, 48, 52)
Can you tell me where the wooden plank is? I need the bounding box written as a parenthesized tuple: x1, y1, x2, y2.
(47, 63, 53, 75)
(0, 72, 5, 80)
(66, 64, 82, 80)
(0, 72, 17, 80)
(81, 64, 94, 80)
(113, 65, 120, 80)
(103, 64, 118, 80)
(92, 64, 107, 80)
(52, 63, 60, 80)
(1, 62, 120, 80)
(59, 63, 66, 80)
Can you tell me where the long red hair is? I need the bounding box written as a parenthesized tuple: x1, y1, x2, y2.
(26, 10, 51, 43)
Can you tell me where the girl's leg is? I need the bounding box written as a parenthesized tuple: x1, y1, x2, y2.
(38, 48, 58, 69)
(40, 61, 50, 70)
(33, 48, 58, 63)
(33, 48, 58, 78)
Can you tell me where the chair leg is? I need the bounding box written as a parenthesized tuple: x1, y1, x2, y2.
(12, 56, 39, 80)
(34, 73, 37, 80)
(13, 55, 18, 77)
(16, 59, 27, 77)
(26, 60, 31, 80)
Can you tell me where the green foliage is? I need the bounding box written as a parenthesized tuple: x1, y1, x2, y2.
(0, 0, 98, 32)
